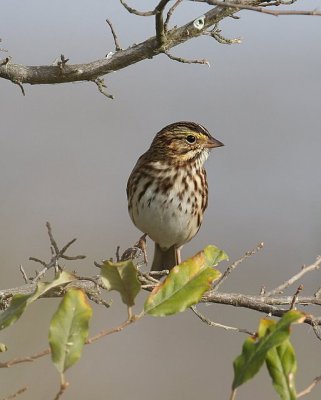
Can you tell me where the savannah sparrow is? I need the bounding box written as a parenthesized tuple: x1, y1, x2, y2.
(127, 121, 223, 271)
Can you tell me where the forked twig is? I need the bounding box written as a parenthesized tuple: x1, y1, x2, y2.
(29, 222, 85, 281)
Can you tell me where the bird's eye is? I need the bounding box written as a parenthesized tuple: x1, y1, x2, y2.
(186, 135, 196, 144)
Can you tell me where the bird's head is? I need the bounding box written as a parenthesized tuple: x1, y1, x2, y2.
(149, 121, 224, 164)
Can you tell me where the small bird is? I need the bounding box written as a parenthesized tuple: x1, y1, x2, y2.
(127, 121, 223, 271)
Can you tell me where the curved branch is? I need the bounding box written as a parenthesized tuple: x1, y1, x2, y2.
(0, 5, 235, 87)
(1, 0, 318, 91)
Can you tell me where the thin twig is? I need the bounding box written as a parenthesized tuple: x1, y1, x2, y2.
(85, 311, 143, 344)
(204, 23, 241, 44)
(0, 311, 142, 368)
(46, 221, 59, 253)
(29, 257, 46, 267)
(212, 242, 264, 291)
(87, 293, 112, 308)
(164, 0, 183, 32)
(119, 0, 155, 16)
(0, 348, 51, 368)
(12, 80, 25, 96)
(191, 306, 254, 335)
(297, 374, 321, 398)
(194, 0, 321, 17)
(93, 77, 114, 99)
(1, 387, 28, 400)
(19, 265, 28, 284)
(164, 51, 210, 66)
(266, 256, 321, 296)
(290, 284, 303, 310)
(106, 19, 122, 51)
(53, 382, 69, 400)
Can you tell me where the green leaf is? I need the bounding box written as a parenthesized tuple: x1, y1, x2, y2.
(100, 260, 141, 306)
(28, 271, 76, 304)
(232, 310, 305, 390)
(260, 319, 298, 400)
(0, 294, 31, 331)
(144, 245, 225, 316)
(0, 271, 75, 331)
(49, 288, 92, 374)
(266, 339, 297, 400)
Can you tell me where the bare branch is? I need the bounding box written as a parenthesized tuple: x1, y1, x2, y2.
(164, 0, 183, 32)
(164, 51, 210, 66)
(46, 221, 59, 253)
(53, 382, 69, 400)
(1, 387, 28, 400)
(29, 257, 46, 267)
(106, 19, 122, 51)
(0, 309, 142, 369)
(0, 348, 51, 368)
(212, 242, 264, 291)
(29, 222, 86, 281)
(0, 5, 236, 87)
(12, 80, 25, 96)
(119, 0, 155, 16)
(87, 310, 143, 344)
(266, 255, 321, 296)
(194, 0, 321, 16)
(204, 23, 242, 44)
(155, 0, 171, 46)
(289, 284, 303, 310)
(297, 374, 321, 398)
(93, 77, 114, 99)
(191, 305, 254, 335)
(19, 265, 28, 284)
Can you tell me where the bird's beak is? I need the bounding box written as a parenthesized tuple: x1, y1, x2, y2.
(206, 135, 224, 149)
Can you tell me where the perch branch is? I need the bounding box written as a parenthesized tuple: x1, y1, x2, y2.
(0, 3, 252, 88)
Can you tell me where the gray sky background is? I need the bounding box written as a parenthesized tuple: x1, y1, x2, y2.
(1, 1, 321, 399)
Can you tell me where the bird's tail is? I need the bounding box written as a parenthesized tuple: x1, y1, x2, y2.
(151, 243, 180, 271)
